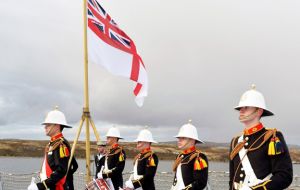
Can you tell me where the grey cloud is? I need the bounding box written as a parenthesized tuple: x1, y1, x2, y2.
(1, 0, 300, 145)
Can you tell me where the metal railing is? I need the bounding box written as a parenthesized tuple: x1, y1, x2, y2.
(0, 171, 299, 190)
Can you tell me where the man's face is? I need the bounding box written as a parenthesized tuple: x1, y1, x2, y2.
(239, 106, 262, 123)
(44, 124, 59, 137)
(106, 137, 118, 146)
(177, 137, 194, 150)
(136, 141, 150, 151)
(97, 146, 105, 154)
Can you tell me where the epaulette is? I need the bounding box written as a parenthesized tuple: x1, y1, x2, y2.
(266, 128, 284, 155)
(191, 151, 208, 171)
(147, 152, 156, 167)
(48, 138, 70, 158)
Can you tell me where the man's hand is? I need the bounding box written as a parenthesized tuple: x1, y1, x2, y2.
(97, 166, 104, 179)
(240, 185, 252, 190)
(27, 177, 38, 190)
(125, 180, 134, 189)
(97, 172, 103, 179)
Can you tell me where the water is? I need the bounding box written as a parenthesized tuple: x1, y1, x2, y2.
(1, 157, 300, 175)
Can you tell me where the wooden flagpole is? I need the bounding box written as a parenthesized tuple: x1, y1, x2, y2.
(68, 0, 101, 183)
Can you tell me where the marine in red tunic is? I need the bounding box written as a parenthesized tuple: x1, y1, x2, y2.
(38, 133, 71, 190)
(27, 107, 72, 190)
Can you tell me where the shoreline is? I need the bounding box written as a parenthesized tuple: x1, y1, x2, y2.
(1, 139, 300, 162)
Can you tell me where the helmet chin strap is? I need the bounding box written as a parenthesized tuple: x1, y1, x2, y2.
(239, 109, 259, 122)
(46, 124, 59, 137)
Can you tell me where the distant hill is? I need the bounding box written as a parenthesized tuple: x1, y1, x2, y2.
(0, 139, 300, 162)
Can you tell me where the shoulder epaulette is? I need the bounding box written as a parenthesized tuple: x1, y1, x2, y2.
(192, 151, 208, 171)
(147, 153, 156, 167)
(266, 128, 284, 155)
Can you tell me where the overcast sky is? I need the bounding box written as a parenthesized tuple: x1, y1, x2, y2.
(0, 0, 300, 145)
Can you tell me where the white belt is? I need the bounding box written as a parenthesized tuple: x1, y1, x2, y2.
(237, 135, 272, 188)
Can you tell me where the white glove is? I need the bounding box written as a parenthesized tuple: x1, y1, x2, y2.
(125, 180, 134, 189)
(240, 185, 252, 190)
(97, 172, 103, 179)
(97, 166, 104, 179)
(27, 177, 38, 190)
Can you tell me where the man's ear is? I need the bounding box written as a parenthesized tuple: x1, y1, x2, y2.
(257, 108, 264, 117)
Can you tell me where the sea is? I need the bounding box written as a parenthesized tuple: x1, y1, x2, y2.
(0, 157, 299, 190)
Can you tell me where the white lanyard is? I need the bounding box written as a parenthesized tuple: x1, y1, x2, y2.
(171, 163, 185, 190)
(237, 135, 272, 186)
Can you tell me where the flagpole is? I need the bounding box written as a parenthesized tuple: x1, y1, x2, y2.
(83, 0, 89, 110)
(83, 0, 92, 182)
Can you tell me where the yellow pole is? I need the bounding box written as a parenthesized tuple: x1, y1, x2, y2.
(83, 0, 89, 110)
(82, 0, 92, 182)
(68, 117, 85, 170)
(90, 118, 100, 142)
(85, 117, 91, 182)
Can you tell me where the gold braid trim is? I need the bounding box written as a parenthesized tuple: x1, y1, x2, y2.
(42, 180, 48, 189)
(172, 155, 182, 172)
(183, 184, 192, 190)
(248, 130, 274, 152)
(173, 150, 200, 171)
(251, 180, 272, 190)
(107, 147, 122, 156)
(133, 154, 140, 165)
(230, 138, 245, 160)
(230, 129, 275, 160)
(47, 139, 64, 152)
(231, 131, 272, 190)
(133, 177, 143, 187)
(231, 136, 240, 151)
(140, 152, 152, 160)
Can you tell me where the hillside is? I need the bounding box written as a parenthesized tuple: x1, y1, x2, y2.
(0, 139, 300, 162)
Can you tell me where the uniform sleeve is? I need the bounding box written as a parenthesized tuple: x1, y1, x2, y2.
(189, 154, 209, 190)
(133, 154, 159, 189)
(229, 137, 236, 190)
(37, 145, 70, 190)
(251, 132, 293, 190)
(69, 157, 78, 174)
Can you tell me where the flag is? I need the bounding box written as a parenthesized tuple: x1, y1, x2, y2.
(87, 0, 148, 107)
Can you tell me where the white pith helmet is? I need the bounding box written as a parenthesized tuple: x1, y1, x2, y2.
(42, 106, 72, 128)
(134, 128, 157, 143)
(106, 126, 123, 139)
(96, 141, 106, 146)
(235, 84, 274, 117)
(174, 120, 203, 143)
